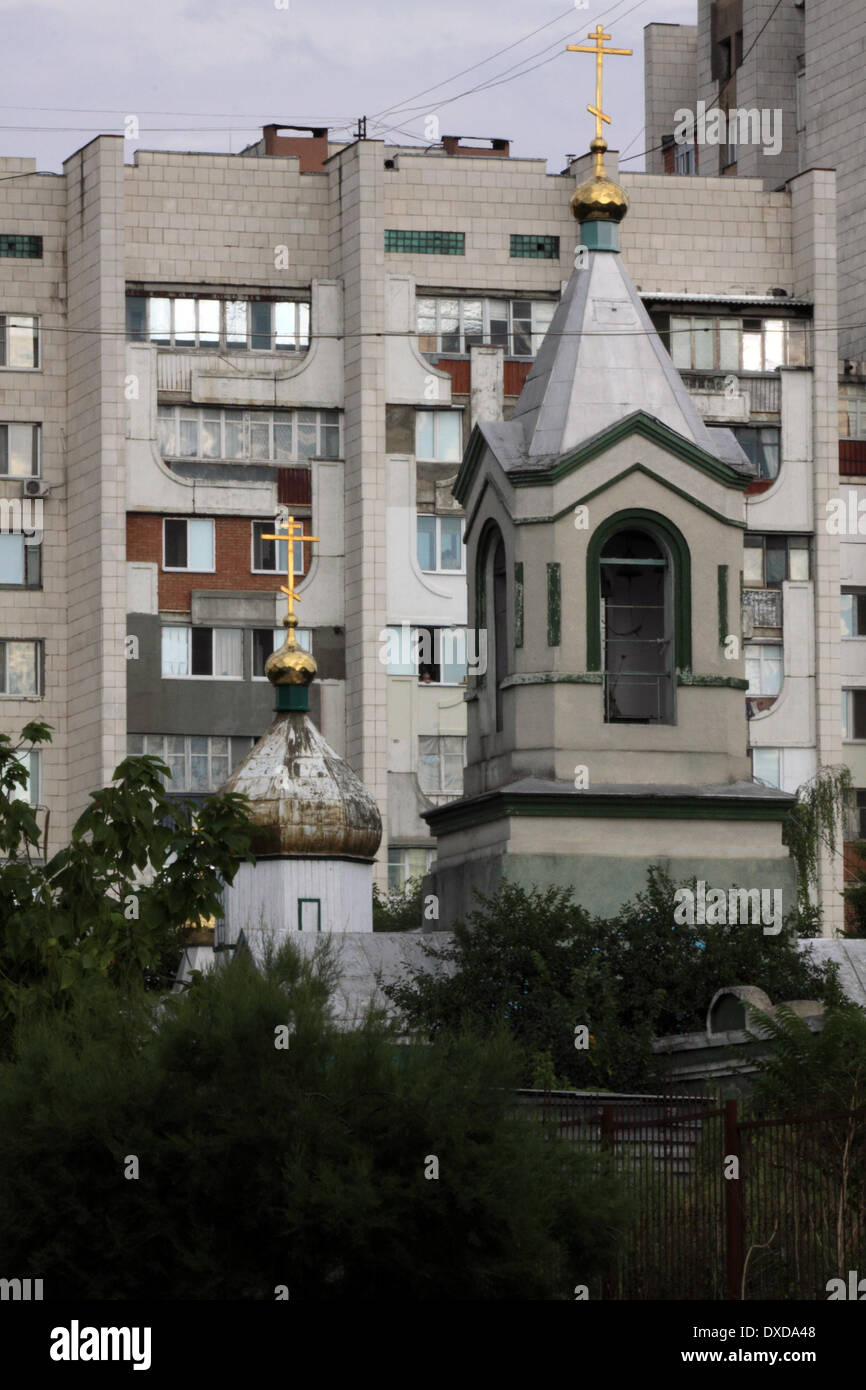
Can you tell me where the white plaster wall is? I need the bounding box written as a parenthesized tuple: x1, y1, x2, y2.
(749, 582, 815, 755)
(126, 562, 158, 615)
(384, 274, 451, 405)
(386, 455, 467, 626)
(292, 456, 344, 626)
(221, 857, 373, 937)
(746, 370, 813, 532)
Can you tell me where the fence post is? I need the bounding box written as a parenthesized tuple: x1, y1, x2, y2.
(725, 1098, 744, 1300)
(601, 1106, 616, 1299)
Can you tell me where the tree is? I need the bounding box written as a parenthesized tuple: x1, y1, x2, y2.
(0, 723, 252, 1045)
(0, 941, 632, 1300)
(372, 875, 424, 931)
(383, 868, 845, 1093)
(782, 765, 852, 922)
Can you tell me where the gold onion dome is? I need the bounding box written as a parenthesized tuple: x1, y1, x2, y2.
(571, 137, 628, 224)
(265, 613, 317, 686)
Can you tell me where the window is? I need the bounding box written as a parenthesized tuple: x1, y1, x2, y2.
(674, 144, 696, 175)
(252, 626, 311, 678)
(251, 519, 312, 577)
(384, 625, 468, 685)
(669, 315, 808, 372)
(415, 411, 462, 462)
(387, 845, 434, 892)
(745, 643, 783, 697)
(0, 235, 42, 258)
(743, 535, 810, 588)
(417, 514, 464, 572)
(847, 788, 866, 841)
(842, 591, 866, 639)
(0, 423, 40, 477)
(126, 733, 247, 791)
(795, 67, 806, 135)
(161, 627, 243, 679)
(752, 748, 781, 789)
(843, 689, 866, 741)
(510, 234, 560, 260)
(731, 426, 780, 481)
(418, 734, 466, 797)
(846, 399, 866, 440)
(601, 528, 674, 724)
(385, 230, 464, 255)
(125, 294, 310, 351)
(0, 534, 40, 587)
(9, 748, 40, 803)
(157, 406, 340, 462)
(0, 314, 39, 369)
(0, 639, 41, 695)
(162, 518, 215, 572)
(417, 296, 556, 358)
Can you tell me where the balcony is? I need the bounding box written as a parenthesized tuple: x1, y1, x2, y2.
(742, 588, 782, 637)
(156, 350, 308, 400)
(681, 371, 781, 417)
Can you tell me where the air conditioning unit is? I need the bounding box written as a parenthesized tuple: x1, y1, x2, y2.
(22, 479, 48, 498)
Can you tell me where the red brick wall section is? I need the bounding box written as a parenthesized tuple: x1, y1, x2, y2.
(126, 513, 311, 613)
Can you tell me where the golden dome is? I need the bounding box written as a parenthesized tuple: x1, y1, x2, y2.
(265, 613, 317, 686)
(571, 137, 628, 224)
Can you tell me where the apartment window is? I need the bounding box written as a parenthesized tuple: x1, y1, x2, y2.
(847, 400, 866, 439)
(163, 518, 215, 572)
(0, 534, 41, 587)
(384, 624, 468, 685)
(847, 788, 866, 840)
(415, 410, 462, 462)
(674, 144, 696, 175)
(417, 296, 556, 358)
(510, 234, 560, 260)
(417, 514, 464, 572)
(418, 734, 466, 796)
(252, 626, 311, 678)
(752, 747, 781, 789)
(161, 626, 243, 679)
(251, 519, 312, 578)
(0, 639, 41, 695)
(842, 592, 866, 638)
(795, 66, 806, 135)
(744, 642, 782, 698)
(668, 315, 808, 372)
(126, 733, 249, 791)
(157, 406, 340, 462)
(125, 294, 310, 351)
(731, 426, 780, 481)
(385, 230, 464, 255)
(0, 314, 39, 369)
(743, 535, 810, 588)
(0, 235, 42, 259)
(843, 689, 866, 741)
(0, 423, 40, 477)
(387, 845, 434, 892)
(9, 748, 41, 803)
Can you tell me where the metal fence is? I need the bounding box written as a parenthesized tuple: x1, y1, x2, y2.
(521, 1090, 866, 1300)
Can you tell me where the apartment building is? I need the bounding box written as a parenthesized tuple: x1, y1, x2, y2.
(0, 121, 845, 922)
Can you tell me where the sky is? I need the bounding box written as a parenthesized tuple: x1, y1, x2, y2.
(0, 0, 698, 175)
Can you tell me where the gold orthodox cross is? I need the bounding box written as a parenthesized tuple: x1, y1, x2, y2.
(567, 25, 632, 142)
(261, 514, 320, 618)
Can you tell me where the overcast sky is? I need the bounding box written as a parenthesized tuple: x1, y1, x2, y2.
(0, 0, 698, 175)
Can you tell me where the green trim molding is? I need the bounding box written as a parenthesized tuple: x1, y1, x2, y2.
(586, 508, 692, 672)
(514, 562, 524, 647)
(717, 565, 729, 646)
(297, 897, 322, 932)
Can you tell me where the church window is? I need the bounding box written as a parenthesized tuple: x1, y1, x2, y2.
(415, 409, 462, 462)
(492, 537, 507, 730)
(600, 528, 674, 724)
(418, 735, 466, 798)
(417, 514, 464, 572)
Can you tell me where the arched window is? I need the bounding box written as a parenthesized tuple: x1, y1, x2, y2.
(492, 536, 506, 732)
(475, 521, 507, 733)
(599, 527, 674, 724)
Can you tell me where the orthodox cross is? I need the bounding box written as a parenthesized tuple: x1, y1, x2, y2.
(567, 25, 632, 142)
(261, 513, 320, 618)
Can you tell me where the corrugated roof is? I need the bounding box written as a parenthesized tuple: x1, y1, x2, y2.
(639, 292, 812, 307)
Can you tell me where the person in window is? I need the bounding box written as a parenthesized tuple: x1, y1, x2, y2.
(419, 668, 433, 684)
